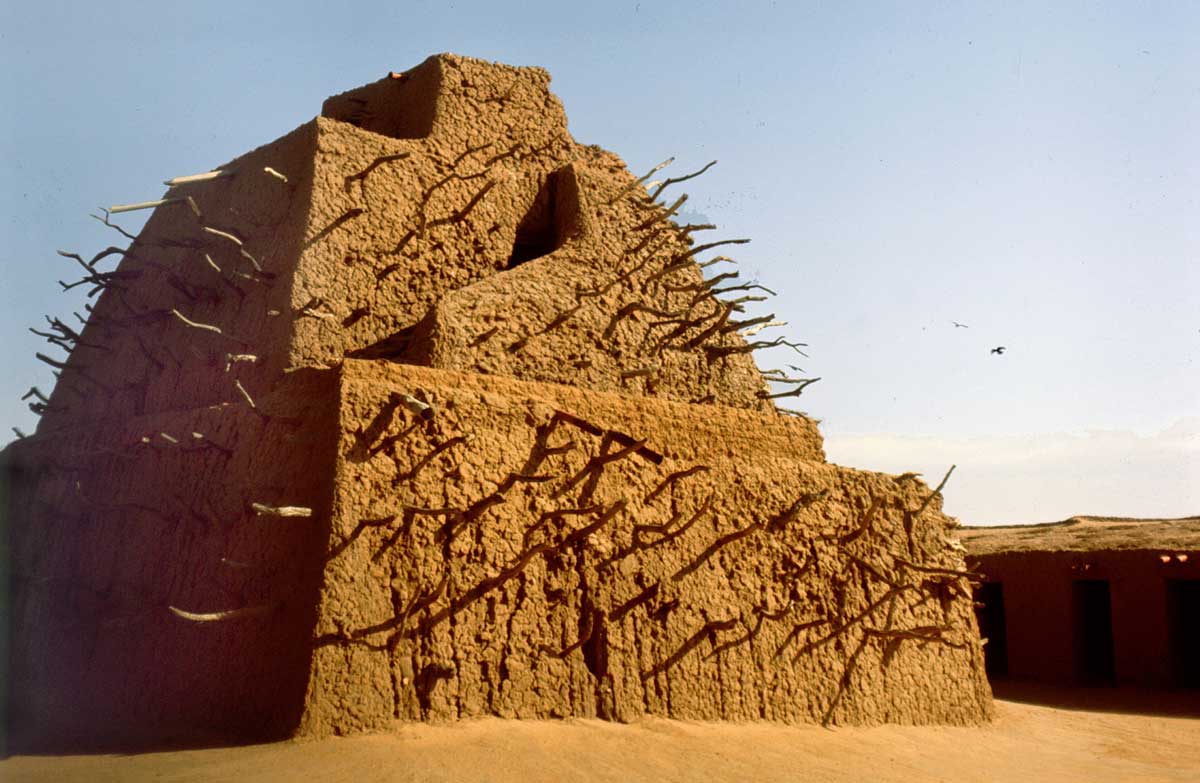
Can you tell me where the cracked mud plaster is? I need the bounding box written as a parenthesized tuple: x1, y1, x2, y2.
(300, 362, 992, 735)
(4, 54, 992, 748)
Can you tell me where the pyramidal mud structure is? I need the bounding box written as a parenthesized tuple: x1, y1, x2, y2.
(2, 54, 992, 748)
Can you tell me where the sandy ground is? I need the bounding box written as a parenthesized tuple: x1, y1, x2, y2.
(4, 692, 1199, 783)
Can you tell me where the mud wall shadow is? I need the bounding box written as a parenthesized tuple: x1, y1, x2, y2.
(2, 370, 339, 753)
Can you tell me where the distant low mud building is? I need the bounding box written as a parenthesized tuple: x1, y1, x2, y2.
(3, 54, 992, 749)
(963, 517, 1200, 689)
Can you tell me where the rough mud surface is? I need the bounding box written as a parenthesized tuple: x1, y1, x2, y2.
(4, 372, 339, 745)
(301, 362, 989, 734)
(3, 53, 992, 748)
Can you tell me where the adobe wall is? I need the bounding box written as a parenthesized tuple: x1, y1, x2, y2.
(971, 550, 1199, 688)
(299, 62, 772, 410)
(4, 359, 992, 746)
(35, 54, 772, 446)
(34, 123, 319, 433)
(300, 361, 991, 735)
(3, 371, 338, 749)
(4, 54, 996, 747)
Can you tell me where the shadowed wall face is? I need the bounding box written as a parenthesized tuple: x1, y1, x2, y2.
(971, 550, 1200, 689)
(4, 372, 340, 750)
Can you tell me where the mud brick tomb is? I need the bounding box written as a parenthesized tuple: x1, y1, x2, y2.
(2, 54, 993, 747)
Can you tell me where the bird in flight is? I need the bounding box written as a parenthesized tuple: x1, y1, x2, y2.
(952, 321, 969, 328)
(990, 346, 1006, 355)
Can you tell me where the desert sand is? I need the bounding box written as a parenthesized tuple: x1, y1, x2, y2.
(4, 690, 1198, 783)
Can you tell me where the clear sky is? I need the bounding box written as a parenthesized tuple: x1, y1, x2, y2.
(1, 1, 1197, 524)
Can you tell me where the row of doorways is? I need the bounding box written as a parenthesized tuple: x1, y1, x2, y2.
(974, 579, 1199, 687)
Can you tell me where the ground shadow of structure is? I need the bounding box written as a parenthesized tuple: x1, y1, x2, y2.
(990, 680, 1200, 719)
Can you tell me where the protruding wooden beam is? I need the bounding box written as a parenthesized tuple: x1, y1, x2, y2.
(109, 198, 180, 214)
(164, 170, 232, 187)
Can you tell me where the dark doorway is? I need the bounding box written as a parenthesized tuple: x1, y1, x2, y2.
(1167, 580, 1200, 688)
(1073, 580, 1116, 685)
(975, 582, 1008, 678)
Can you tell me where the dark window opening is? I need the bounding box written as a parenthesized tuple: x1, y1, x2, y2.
(975, 582, 1009, 678)
(1073, 580, 1116, 686)
(1167, 579, 1200, 688)
(508, 172, 561, 268)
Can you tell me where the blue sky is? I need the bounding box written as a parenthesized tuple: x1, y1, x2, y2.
(1, 1, 1197, 523)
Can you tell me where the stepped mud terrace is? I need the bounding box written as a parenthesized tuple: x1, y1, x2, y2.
(2, 54, 991, 749)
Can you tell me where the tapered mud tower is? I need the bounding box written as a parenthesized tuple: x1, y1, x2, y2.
(2, 54, 993, 749)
